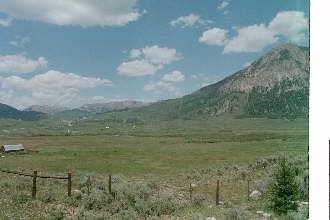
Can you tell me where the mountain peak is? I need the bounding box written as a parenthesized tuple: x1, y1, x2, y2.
(140, 43, 309, 119)
(218, 43, 309, 93)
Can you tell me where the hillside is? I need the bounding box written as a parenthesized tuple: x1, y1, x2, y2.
(78, 100, 151, 113)
(133, 43, 309, 120)
(0, 103, 45, 121)
(24, 105, 69, 114)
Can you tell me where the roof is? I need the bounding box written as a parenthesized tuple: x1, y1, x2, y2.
(2, 144, 24, 152)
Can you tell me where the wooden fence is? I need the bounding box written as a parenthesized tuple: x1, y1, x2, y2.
(1, 169, 251, 205)
(0, 168, 71, 199)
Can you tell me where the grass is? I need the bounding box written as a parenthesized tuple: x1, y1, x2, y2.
(0, 115, 308, 219)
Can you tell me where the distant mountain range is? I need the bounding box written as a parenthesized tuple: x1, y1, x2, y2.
(22, 100, 151, 119)
(77, 100, 151, 113)
(133, 43, 309, 119)
(24, 105, 70, 114)
(0, 103, 45, 121)
(1, 43, 309, 121)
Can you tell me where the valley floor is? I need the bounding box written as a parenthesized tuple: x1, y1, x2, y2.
(0, 116, 308, 219)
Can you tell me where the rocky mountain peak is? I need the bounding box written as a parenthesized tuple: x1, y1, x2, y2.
(219, 43, 309, 93)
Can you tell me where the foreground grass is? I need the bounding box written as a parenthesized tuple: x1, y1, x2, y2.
(0, 154, 308, 219)
(0, 116, 308, 219)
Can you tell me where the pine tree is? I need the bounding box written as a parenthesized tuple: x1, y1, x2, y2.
(269, 157, 300, 214)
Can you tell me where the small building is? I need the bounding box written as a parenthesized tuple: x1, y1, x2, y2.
(1, 144, 24, 153)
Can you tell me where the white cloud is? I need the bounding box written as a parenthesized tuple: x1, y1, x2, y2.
(243, 62, 251, 68)
(170, 13, 212, 28)
(199, 11, 308, 54)
(192, 74, 198, 79)
(0, 70, 112, 108)
(92, 96, 107, 102)
(118, 45, 182, 77)
(142, 46, 183, 64)
(0, 0, 143, 27)
(144, 81, 176, 92)
(1, 70, 112, 91)
(129, 48, 142, 58)
(218, 1, 229, 11)
(268, 11, 309, 42)
(117, 59, 161, 76)
(223, 24, 278, 53)
(201, 82, 212, 88)
(198, 28, 228, 46)
(0, 17, 12, 26)
(9, 36, 30, 47)
(162, 70, 184, 82)
(0, 54, 47, 74)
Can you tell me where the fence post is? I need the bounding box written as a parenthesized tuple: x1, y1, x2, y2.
(68, 173, 72, 197)
(109, 175, 112, 194)
(32, 170, 37, 199)
(189, 183, 192, 201)
(216, 180, 220, 205)
(247, 179, 250, 201)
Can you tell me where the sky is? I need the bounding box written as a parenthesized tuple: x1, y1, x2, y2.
(0, 0, 309, 109)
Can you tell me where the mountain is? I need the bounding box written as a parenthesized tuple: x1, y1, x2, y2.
(78, 100, 151, 113)
(51, 100, 151, 119)
(134, 43, 309, 120)
(0, 103, 45, 121)
(24, 105, 69, 114)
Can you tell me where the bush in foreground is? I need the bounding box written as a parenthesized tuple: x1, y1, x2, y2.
(268, 157, 300, 214)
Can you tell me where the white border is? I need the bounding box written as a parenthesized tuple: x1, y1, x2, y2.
(310, 0, 330, 218)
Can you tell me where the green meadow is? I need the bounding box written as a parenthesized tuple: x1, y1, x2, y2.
(0, 115, 308, 176)
(0, 115, 308, 219)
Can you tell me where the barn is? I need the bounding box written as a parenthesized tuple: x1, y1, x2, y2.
(1, 144, 24, 153)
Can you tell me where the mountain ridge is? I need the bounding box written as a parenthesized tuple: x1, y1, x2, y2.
(131, 43, 309, 119)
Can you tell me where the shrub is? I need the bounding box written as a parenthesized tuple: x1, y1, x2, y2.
(191, 194, 205, 207)
(115, 209, 139, 220)
(268, 157, 300, 214)
(11, 192, 30, 205)
(47, 205, 65, 220)
(224, 207, 252, 220)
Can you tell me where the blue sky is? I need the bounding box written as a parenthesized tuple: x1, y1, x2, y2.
(0, 0, 309, 109)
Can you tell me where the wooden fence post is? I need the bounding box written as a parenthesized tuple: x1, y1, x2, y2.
(109, 175, 112, 194)
(32, 170, 37, 199)
(247, 179, 250, 201)
(68, 173, 72, 197)
(189, 183, 192, 201)
(216, 180, 220, 205)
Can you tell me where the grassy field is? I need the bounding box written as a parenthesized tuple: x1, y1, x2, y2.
(0, 115, 308, 176)
(0, 115, 308, 219)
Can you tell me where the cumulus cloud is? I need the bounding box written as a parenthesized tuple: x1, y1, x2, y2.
(117, 59, 162, 76)
(199, 11, 308, 54)
(142, 46, 182, 64)
(218, 1, 229, 10)
(9, 36, 30, 47)
(170, 13, 212, 28)
(0, 0, 143, 27)
(92, 96, 107, 102)
(129, 48, 142, 58)
(0, 17, 12, 26)
(144, 81, 176, 92)
(223, 24, 277, 53)
(162, 70, 184, 82)
(268, 11, 309, 42)
(0, 70, 112, 108)
(0, 54, 47, 74)
(118, 45, 182, 77)
(217, 1, 230, 15)
(144, 70, 186, 96)
(198, 28, 228, 46)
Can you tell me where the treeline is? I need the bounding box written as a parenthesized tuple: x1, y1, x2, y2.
(245, 78, 309, 119)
